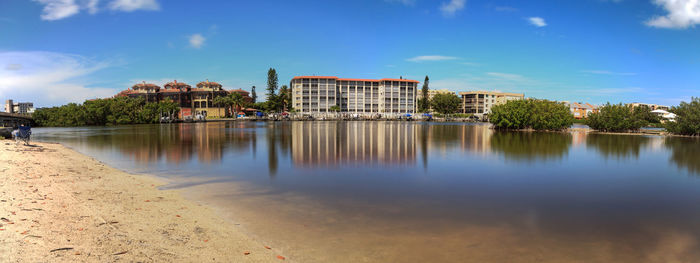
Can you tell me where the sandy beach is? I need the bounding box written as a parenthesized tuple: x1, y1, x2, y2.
(0, 140, 287, 262)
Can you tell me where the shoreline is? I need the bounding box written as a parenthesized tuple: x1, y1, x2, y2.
(0, 141, 286, 262)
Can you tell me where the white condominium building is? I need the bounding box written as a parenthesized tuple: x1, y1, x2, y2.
(291, 76, 418, 115)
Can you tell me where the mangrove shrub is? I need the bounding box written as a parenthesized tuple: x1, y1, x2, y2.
(33, 97, 179, 127)
(489, 99, 573, 131)
(586, 103, 647, 132)
(666, 97, 700, 136)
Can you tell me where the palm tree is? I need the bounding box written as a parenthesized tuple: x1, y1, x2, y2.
(213, 96, 233, 118)
(230, 92, 245, 118)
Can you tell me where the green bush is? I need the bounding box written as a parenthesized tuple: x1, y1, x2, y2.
(430, 93, 461, 115)
(586, 103, 647, 132)
(489, 99, 573, 131)
(33, 97, 179, 127)
(666, 97, 700, 136)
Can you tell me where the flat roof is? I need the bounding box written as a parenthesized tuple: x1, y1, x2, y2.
(292, 76, 420, 83)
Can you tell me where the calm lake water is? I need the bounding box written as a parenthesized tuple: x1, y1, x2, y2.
(33, 121, 700, 262)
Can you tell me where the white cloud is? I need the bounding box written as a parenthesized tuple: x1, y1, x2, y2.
(528, 17, 547, 27)
(406, 55, 458, 62)
(87, 0, 99, 14)
(581, 70, 637, 76)
(189, 34, 205, 49)
(440, 0, 466, 17)
(646, 0, 700, 29)
(108, 0, 160, 12)
(0, 51, 116, 106)
(32, 0, 159, 20)
(34, 0, 81, 21)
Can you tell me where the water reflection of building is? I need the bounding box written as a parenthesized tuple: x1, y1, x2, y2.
(291, 122, 416, 167)
(416, 124, 493, 156)
(85, 122, 257, 164)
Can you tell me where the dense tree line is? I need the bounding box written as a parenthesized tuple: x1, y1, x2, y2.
(666, 97, 700, 136)
(33, 97, 179, 127)
(489, 99, 573, 131)
(586, 103, 659, 132)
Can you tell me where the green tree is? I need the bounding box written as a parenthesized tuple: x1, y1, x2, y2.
(586, 103, 646, 132)
(633, 105, 662, 124)
(528, 100, 574, 131)
(213, 96, 233, 117)
(490, 99, 573, 131)
(329, 105, 341, 112)
(33, 97, 181, 127)
(266, 68, 279, 112)
(251, 86, 257, 103)
(666, 97, 700, 136)
(279, 84, 291, 111)
(430, 93, 461, 115)
(230, 92, 246, 118)
(252, 102, 269, 112)
(490, 100, 531, 129)
(419, 76, 430, 112)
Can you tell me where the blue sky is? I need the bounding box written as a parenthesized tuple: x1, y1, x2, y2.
(1, 0, 699, 107)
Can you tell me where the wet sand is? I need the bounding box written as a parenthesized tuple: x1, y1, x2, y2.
(0, 141, 286, 262)
(183, 180, 700, 263)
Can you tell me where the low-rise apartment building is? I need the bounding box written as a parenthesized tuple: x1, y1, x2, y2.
(417, 89, 456, 111)
(459, 91, 524, 117)
(629, 102, 670, 111)
(4, 100, 35, 115)
(290, 76, 418, 115)
(416, 89, 456, 100)
(565, 102, 598, 119)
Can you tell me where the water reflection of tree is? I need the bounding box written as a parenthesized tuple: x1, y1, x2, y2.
(665, 137, 700, 175)
(265, 122, 293, 177)
(73, 122, 258, 164)
(490, 131, 572, 161)
(585, 134, 650, 159)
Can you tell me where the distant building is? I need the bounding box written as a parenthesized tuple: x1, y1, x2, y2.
(459, 91, 524, 117)
(565, 102, 598, 119)
(651, 109, 676, 122)
(115, 80, 253, 119)
(192, 80, 229, 118)
(416, 89, 456, 100)
(417, 89, 456, 111)
(629, 102, 670, 111)
(290, 76, 418, 115)
(4, 100, 35, 115)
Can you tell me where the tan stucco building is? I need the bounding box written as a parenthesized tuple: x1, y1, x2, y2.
(459, 91, 524, 117)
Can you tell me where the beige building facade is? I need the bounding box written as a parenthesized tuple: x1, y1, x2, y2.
(629, 102, 670, 111)
(290, 76, 418, 115)
(416, 89, 456, 100)
(459, 91, 524, 117)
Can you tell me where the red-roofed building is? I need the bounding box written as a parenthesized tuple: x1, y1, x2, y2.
(115, 80, 253, 120)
